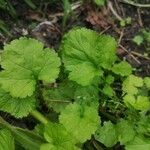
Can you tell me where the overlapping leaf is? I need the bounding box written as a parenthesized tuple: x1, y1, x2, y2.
(41, 122, 79, 150)
(95, 120, 136, 147)
(124, 95, 150, 111)
(116, 120, 135, 145)
(0, 37, 61, 98)
(122, 75, 143, 95)
(43, 81, 76, 113)
(59, 102, 100, 143)
(61, 28, 117, 85)
(95, 121, 117, 147)
(123, 75, 150, 111)
(0, 88, 36, 118)
(112, 61, 132, 76)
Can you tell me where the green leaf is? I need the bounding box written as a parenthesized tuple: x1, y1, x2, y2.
(125, 136, 150, 150)
(61, 27, 117, 86)
(134, 96, 150, 111)
(124, 94, 150, 111)
(105, 75, 114, 84)
(74, 84, 99, 107)
(0, 37, 60, 98)
(144, 77, 150, 89)
(137, 116, 150, 136)
(102, 84, 114, 97)
(43, 81, 76, 113)
(68, 62, 101, 86)
(95, 121, 117, 147)
(116, 119, 135, 145)
(0, 129, 15, 150)
(112, 61, 132, 76)
(94, 0, 105, 6)
(133, 35, 144, 45)
(59, 102, 100, 143)
(122, 75, 143, 95)
(0, 70, 36, 98)
(0, 88, 36, 118)
(41, 122, 79, 150)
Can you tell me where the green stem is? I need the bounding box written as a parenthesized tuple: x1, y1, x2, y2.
(122, 0, 150, 7)
(30, 110, 49, 124)
(0, 116, 12, 129)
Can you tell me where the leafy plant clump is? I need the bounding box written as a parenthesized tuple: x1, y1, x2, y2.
(0, 27, 149, 150)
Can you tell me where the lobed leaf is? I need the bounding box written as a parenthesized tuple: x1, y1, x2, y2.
(95, 121, 117, 147)
(61, 28, 117, 86)
(0, 88, 36, 118)
(41, 122, 79, 150)
(116, 120, 135, 145)
(124, 94, 150, 111)
(0, 37, 61, 98)
(59, 102, 100, 143)
(112, 61, 132, 76)
(122, 75, 143, 95)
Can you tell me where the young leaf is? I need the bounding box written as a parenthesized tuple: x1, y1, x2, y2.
(0, 37, 61, 98)
(0, 129, 15, 150)
(112, 61, 132, 76)
(102, 84, 114, 97)
(95, 121, 117, 147)
(59, 102, 100, 143)
(116, 119, 135, 145)
(122, 75, 143, 95)
(0, 88, 36, 118)
(137, 116, 150, 136)
(61, 28, 117, 86)
(124, 94, 150, 111)
(133, 35, 144, 45)
(125, 136, 150, 150)
(144, 77, 150, 89)
(105, 75, 114, 84)
(41, 122, 79, 150)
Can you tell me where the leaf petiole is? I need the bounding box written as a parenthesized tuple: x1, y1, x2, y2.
(30, 110, 49, 124)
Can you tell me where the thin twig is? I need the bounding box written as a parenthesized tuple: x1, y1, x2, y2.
(121, 0, 150, 7)
(131, 51, 150, 61)
(100, 26, 111, 34)
(118, 29, 124, 44)
(137, 8, 143, 27)
(119, 44, 141, 64)
(108, 1, 123, 21)
(120, 44, 150, 61)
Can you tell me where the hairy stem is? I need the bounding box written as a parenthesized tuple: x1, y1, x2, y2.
(30, 110, 49, 124)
